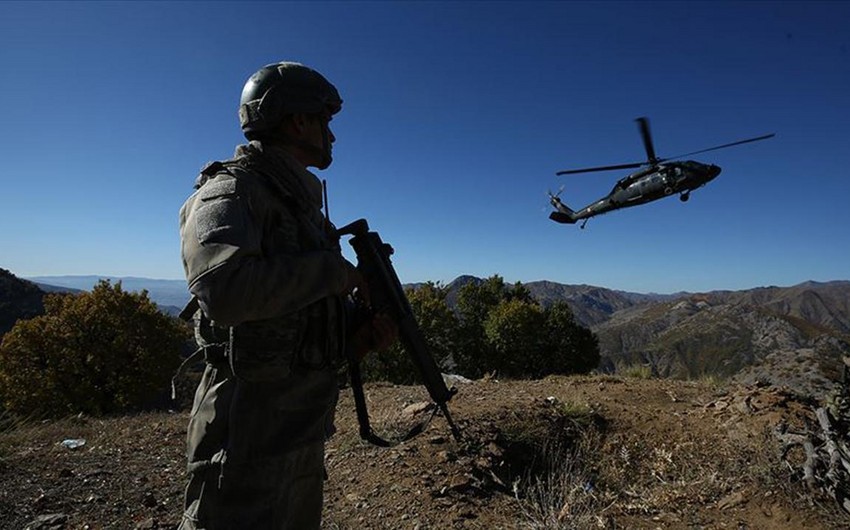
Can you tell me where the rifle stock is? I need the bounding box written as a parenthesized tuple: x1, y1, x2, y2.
(338, 218, 461, 444)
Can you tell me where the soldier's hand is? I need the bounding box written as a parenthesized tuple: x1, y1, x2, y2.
(351, 312, 398, 360)
(342, 260, 371, 302)
(370, 312, 397, 351)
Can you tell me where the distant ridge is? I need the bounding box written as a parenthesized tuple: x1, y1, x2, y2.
(26, 275, 189, 310)
(417, 275, 850, 397)
(11, 272, 850, 396)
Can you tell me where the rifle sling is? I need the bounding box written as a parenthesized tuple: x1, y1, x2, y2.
(347, 348, 439, 448)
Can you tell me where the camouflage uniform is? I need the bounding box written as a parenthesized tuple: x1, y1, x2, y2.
(177, 140, 351, 529)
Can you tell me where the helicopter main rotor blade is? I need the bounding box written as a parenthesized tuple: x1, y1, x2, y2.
(659, 133, 776, 162)
(636, 117, 659, 164)
(556, 162, 644, 175)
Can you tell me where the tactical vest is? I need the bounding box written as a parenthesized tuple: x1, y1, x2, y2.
(180, 152, 346, 383)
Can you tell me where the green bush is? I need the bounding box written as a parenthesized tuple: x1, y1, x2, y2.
(537, 301, 600, 377)
(454, 276, 510, 377)
(484, 298, 546, 377)
(364, 275, 600, 383)
(0, 280, 189, 417)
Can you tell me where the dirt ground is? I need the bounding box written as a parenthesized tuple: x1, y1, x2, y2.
(1, 375, 847, 529)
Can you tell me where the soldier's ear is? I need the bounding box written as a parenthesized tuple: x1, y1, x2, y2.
(289, 113, 311, 136)
(272, 113, 298, 139)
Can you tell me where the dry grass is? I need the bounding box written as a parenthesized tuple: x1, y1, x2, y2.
(516, 430, 611, 529)
(618, 362, 653, 380)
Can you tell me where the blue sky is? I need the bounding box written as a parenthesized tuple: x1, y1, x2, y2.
(1, 1, 847, 294)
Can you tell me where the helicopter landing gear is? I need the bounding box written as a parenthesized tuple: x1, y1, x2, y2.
(679, 192, 690, 202)
(580, 219, 589, 229)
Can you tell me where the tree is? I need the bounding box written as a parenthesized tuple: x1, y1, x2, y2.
(455, 278, 600, 379)
(0, 280, 189, 417)
(359, 276, 600, 383)
(454, 276, 506, 377)
(537, 301, 600, 376)
(483, 298, 546, 378)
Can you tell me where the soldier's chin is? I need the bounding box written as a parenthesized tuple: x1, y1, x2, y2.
(316, 153, 333, 170)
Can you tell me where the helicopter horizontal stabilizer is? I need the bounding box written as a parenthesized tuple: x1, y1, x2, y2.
(549, 211, 577, 224)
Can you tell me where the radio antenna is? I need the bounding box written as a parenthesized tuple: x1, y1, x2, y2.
(322, 179, 330, 223)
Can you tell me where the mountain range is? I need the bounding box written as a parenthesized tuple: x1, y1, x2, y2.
(25, 274, 189, 315)
(526, 278, 850, 397)
(4, 270, 849, 397)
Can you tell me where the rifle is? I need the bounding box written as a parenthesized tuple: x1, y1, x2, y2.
(337, 218, 462, 446)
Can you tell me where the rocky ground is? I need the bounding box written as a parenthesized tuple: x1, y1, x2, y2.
(1, 375, 848, 529)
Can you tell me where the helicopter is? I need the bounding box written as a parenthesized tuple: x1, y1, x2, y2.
(549, 117, 775, 228)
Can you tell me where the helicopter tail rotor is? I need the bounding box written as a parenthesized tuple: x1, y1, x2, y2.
(548, 187, 577, 224)
(548, 185, 565, 201)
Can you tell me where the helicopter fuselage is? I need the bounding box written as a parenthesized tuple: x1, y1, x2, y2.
(550, 160, 721, 225)
(549, 117, 772, 227)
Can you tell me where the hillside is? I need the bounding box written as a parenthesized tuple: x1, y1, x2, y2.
(432, 277, 850, 398)
(0, 268, 45, 337)
(1, 376, 848, 529)
(523, 281, 676, 327)
(590, 283, 850, 399)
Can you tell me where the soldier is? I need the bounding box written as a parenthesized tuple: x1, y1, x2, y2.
(177, 62, 394, 529)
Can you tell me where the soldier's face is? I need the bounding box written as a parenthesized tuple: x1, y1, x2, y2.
(304, 113, 335, 170)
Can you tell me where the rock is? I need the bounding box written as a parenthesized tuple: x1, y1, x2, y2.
(443, 373, 473, 385)
(134, 518, 156, 530)
(401, 402, 435, 421)
(345, 493, 364, 504)
(484, 442, 504, 458)
(448, 474, 472, 491)
(718, 490, 747, 510)
(25, 513, 67, 530)
(142, 492, 157, 507)
(436, 450, 456, 463)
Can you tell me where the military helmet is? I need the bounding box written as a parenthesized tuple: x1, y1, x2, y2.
(238, 62, 342, 138)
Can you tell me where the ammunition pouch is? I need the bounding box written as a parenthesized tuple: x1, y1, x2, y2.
(188, 297, 343, 383)
(228, 325, 299, 382)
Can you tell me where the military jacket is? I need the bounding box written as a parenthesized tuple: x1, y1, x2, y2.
(179, 141, 351, 380)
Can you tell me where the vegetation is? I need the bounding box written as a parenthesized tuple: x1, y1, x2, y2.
(0, 280, 189, 418)
(364, 275, 600, 383)
(619, 362, 654, 379)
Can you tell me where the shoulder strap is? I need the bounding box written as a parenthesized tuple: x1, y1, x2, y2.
(193, 160, 227, 189)
(179, 296, 200, 321)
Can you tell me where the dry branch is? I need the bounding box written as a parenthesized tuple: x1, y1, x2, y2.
(776, 399, 850, 515)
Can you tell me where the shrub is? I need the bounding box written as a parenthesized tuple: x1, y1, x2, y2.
(454, 276, 540, 377)
(0, 280, 189, 417)
(484, 298, 546, 377)
(537, 301, 600, 377)
(362, 275, 600, 383)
